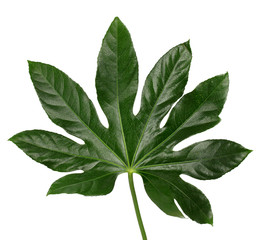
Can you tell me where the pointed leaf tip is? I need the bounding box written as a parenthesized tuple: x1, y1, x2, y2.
(224, 72, 229, 85)
(8, 133, 18, 142)
(208, 215, 214, 226)
(183, 40, 192, 53)
(46, 189, 52, 196)
(27, 60, 37, 71)
(113, 16, 122, 24)
(245, 149, 253, 158)
(27, 60, 34, 65)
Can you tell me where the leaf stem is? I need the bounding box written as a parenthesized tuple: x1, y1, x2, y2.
(128, 172, 147, 240)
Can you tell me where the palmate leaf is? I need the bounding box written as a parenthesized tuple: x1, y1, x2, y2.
(9, 17, 251, 239)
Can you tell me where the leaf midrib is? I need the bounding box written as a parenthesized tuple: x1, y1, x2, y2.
(34, 70, 125, 167)
(140, 171, 210, 221)
(142, 173, 184, 218)
(135, 77, 226, 167)
(131, 50, 185, 167)
(112, 22, 130, 167)
(19, 139, 125, 169)
(137, 150, 248, 170)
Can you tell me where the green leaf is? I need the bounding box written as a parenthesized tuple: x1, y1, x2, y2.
(134, 73, 229, 166)
(141, 171, 213, 224)
(142, 172, 185, 218)
(47, 164, 120, 196)
(138, 140, 251, 180)
(10, 17, 252, 238)
(9, 130, 124, 171)
(28, 60, 124, 167)
(163, 73, 229, 148)
(96, 17, 138, 164)
(133, 41, 192, 164)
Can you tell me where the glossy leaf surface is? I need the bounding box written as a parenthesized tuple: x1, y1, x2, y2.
(10, 17, 251, 238)
(133, 41, 192, 163)
(139, 140, 251, 180)
(142, 171, 213, 224)
(96, 18, 138, 164)
(47, 164, 120, 196)
(9, 130, 124, 171)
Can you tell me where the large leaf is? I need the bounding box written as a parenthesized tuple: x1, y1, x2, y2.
(96, 17, 138, 164)
(9, 130, 124, 171)
(134, 73, 229, 166)
(28, 61, 124, 166)
(138, 140, 251, 180)
(163, 73, 229, 148)
(10, 17, 252, 238)
(132, 41, 192, 164)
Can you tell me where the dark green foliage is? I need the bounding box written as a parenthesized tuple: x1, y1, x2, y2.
(10, 17, 251, 236)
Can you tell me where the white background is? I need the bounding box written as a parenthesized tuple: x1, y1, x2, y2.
(1, 0, 261, 239)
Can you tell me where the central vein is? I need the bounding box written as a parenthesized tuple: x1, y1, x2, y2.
(115, 23, 130, 167)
